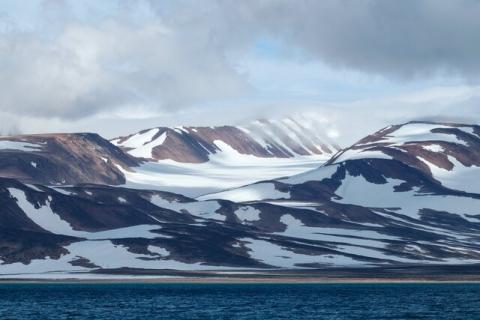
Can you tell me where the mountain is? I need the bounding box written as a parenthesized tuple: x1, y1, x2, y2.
(202, 121, 480, 201)
(328, 121, 480, 194)
(0, 133, 138, 186)
(198, 122, 480, 267)
(0, 177, 270, 273)
(3, 176, 380, 274)
(111, 116, 340, 196)
(0, 117, 339, 198)
(2, 121, 480, 278)
(112, 116, 339, 162)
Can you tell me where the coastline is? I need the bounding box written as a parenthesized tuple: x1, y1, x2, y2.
(2, 277, 480, 285)
(3, 264, 480, 284)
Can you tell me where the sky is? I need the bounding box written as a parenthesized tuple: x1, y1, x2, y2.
(0, 0, 479, 145)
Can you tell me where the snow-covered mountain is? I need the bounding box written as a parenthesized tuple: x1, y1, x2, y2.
(2, 121, 480, 278)
(0, 117, 338, 197)
(329, 121, 480, 194)
(111, 116, 340, 196)
(203, 121, 480, 200)
(198, 122, 480, 268)
(112, 116, 339, 162)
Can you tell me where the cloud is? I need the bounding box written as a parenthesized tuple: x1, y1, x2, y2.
(267, 0, 480, 80)
(0, 1, 250, 120)
(205, 0, 480, 80)
(1, 0, 479, 141)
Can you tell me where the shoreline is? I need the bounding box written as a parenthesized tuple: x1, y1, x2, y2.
(3, 265, 480, 284)
(1, 277, 480, 285)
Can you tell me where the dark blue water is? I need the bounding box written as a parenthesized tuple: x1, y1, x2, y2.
(0, 283, 478, 319)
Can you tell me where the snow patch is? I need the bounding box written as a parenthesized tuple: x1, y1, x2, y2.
(9, 188, 167, 239)
(242, 238, 362, 268)
(422, 144, 444, 153)
(235, 207, 261, 222)
(0, 140, 43, 152)
(333, 174, 480, 222)
(150, 195, 225, 221)
(199, 182, 289, 202)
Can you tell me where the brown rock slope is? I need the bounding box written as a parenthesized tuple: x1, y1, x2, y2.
(0, 133, 138, 185)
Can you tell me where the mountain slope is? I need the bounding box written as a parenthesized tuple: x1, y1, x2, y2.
(197, 122, 480, 268)
(111, 116, 340, 196)
(202, 121, 480, 201)
(0, 133, 138, 186)
(112, 116, 339, 162)
(0, 117, 340, 197)
(2, 175, 480, 277)
(2, 121, 480, 277)
(328, 121, 480, 194)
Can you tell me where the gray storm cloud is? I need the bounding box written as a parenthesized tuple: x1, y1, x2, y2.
(149, 0, 480, 79)
(0, 0, 479, 127)
(255, 0, 480, 79)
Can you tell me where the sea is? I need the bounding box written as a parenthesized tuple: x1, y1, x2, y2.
(0, 283, 479, 319)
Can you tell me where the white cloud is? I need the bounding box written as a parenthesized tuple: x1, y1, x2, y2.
(0, 3, 250, 120)
(1, 0, 480, 143)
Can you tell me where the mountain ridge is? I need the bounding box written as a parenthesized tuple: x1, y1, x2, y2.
(1, 120, 480, 277)
(111, 116, 340, 163)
